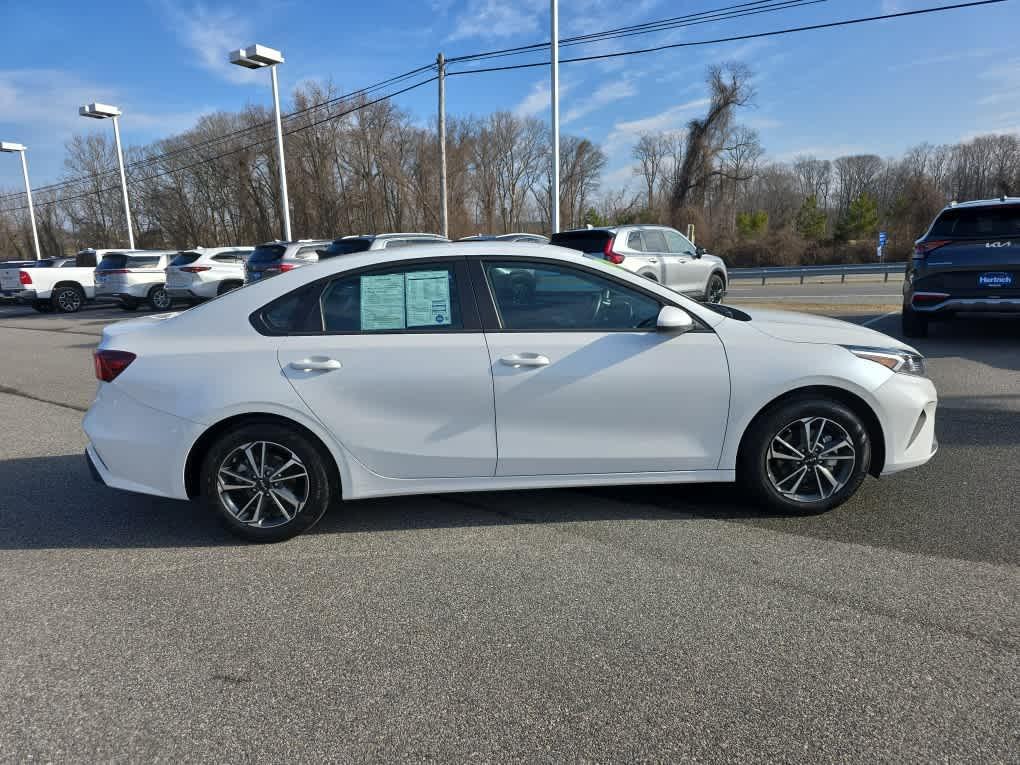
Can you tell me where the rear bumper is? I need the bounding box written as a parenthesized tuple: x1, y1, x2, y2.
(83, 384, 202, 500)
(0, 288, 37, 303)
(911, 295, 1020, 314)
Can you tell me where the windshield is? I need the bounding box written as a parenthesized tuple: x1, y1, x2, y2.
(248, 244, 287, 264)
(929, 206, 1020, 239)
(318, 239, 372, 258)
(170, 251, 202, 267)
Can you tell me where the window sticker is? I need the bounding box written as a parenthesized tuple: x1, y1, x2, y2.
(405, 270, 452, 326)
(360, 273, 406, 330)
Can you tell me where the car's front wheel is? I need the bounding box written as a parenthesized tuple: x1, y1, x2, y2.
(704, 273, 726, 303)
(200, 422, 336, 542)
(739, 396, 872, 515)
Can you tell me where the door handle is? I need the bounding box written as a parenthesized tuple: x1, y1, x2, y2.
(647, 258, 658, 263)
(500, 353, 550, 368)
(288, 358, 342, 372)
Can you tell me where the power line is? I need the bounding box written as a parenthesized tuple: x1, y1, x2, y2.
(0, 62, 437, 204)
(448, 0, 826, 64)
(2, 76, 439, 213)
(447, 0, 1006, 75)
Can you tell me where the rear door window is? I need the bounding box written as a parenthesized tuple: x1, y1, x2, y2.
(929, 206, 1020, 238)
(641, 230, 668, 253)
(97, 254, 128, 270)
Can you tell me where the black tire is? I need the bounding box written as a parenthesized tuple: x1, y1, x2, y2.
(51, 285, 85, 313)
(200, 422, 336, 543)
(901, 304, 928, 338)
(704, 273, 726, 304)
(31, 300, 53, 313)
(147, 285, 172, 311)
(738, 396, 872, 515)
(217, 281, 242, 296)
(119, 298, 139, 311)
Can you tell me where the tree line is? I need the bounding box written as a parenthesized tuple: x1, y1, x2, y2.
(1, 64, 1018, 265)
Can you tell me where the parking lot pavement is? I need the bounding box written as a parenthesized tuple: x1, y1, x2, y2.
(0, 302, 1017, 761)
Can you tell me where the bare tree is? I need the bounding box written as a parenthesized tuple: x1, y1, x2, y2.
(633, 133, 666, 211)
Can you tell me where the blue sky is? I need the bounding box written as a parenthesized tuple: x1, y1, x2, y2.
(1, 0, 1019, 194)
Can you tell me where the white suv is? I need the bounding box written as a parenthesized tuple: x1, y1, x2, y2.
(551, 225, 728, 302)
(94, 250, 178, 311)
(165, 247, 253, 303)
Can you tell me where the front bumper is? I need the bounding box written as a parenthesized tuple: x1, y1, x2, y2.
(873, 372, 939, 476)
(83, 384, 203, 500)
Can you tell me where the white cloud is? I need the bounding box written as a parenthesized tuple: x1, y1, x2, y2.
(160, 1, 262, 84)
(608, 98, 709, 141)
(562, 79, 636, 125)
(515, 80, 552, 118)
(446, 0, 545, 42)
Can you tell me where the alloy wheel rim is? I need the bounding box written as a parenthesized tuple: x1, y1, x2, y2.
(153, 289, 171, 310)
(59, 290, 81, 311)
(765, 417, 856, 502)
(217, 441, 309, 528)
(708, 278, 724, 303)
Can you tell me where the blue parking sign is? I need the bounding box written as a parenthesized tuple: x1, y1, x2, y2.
(878, 231, 888, 246)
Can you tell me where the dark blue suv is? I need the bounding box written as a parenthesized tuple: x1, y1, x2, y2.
(903, 197, 1020, 337)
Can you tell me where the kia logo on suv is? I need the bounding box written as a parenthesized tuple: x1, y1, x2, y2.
(985, 241, 1012, 248)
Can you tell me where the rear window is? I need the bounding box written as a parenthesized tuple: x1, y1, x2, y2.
(549, 230, 612, 254)
(248, 244, 286, 264)
(97, 254, 128, 270)
(170, 251, 202, 267)
(929, 206, 1020, 238)
(318, 239, 372, 258)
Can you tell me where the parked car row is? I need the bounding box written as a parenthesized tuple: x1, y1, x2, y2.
(1, 225, 732, 314)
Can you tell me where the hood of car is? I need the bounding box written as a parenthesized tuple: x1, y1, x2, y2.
(739, 307, 917, 351)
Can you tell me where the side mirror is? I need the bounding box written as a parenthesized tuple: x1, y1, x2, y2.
(656, 306, 695, 333)
(695, 246, 707, 258)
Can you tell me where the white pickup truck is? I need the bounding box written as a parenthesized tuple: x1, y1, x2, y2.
(0, 257, 96, 313)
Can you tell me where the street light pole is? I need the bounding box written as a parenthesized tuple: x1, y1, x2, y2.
(550, 0, 560, 235)
(437, 52, 449, 239)
(79, 103, 135, 249)
(230, 44, 292, 241)
(1, 142, 41, 259)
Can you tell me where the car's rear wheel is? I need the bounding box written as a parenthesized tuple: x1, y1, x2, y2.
(739, 396, 871, 515)
(52, 285, 85, 313)
(901, 304, 929, 338)
(147, 286, 172, 311)
(200, 423, 335, 542)
(704, 273, 726, 304)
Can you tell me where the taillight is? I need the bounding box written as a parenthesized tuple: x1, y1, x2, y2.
(94, 350, 136, 382)
(180, 266, 211, 273)
(914, 240, 950, 258)
(19, 270, 32, 285)
(266, 263, 296, 274)
(602, 237, 625, 265)
(912, 292, 950, 306)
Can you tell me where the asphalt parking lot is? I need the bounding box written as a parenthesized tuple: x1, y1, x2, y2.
(0, 292, 1017, 761)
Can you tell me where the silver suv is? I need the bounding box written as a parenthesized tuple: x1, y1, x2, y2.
(94, 250, 179, 311)
(550, 225, 728, 303)
(244, 240, 332, 283)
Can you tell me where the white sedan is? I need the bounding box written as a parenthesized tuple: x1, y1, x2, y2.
(84, 243, 938, 542)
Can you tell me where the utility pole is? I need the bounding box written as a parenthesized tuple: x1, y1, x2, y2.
(550, 0, 560, 234)
(437, 52, 449, 239)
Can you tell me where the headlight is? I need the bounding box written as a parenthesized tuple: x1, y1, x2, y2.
(843, 345, 926, 376)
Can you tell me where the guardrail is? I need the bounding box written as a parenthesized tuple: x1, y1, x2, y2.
(729, 262, 906, 285)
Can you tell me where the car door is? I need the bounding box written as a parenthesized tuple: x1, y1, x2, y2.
(622, 230, 664, 282)
(274, 258, 497, 479)
(473, 258, 730, 476)
(664, 229, 710, 295)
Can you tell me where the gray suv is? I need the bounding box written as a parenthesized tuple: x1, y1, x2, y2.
(550, 225, 728, 302)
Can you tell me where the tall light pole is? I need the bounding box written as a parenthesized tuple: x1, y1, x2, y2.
(437, 52, 449, 239)
(550, 0, 560, 235)
(0, 142, 41, 259)
(230, 44, 292, 241)
(79, 103, 135, 249)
